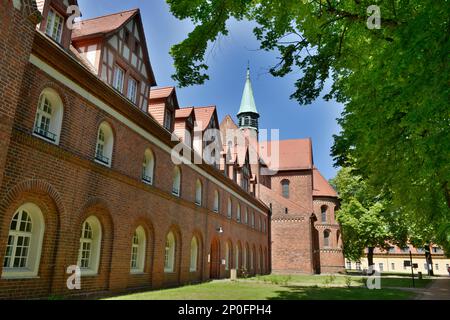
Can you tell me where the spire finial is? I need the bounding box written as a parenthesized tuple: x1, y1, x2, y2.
(246, 60, 250, 79)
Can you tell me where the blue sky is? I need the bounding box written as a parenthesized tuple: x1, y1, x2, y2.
(78, 0, 344, 180)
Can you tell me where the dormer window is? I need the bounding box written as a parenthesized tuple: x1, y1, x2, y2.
(45, 9, 64, 44)
(164, 109, 173, 131)
(113, 65, 125, 93)
(127, 77, 138, 104)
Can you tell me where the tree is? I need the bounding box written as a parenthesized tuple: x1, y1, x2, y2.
(167, 0, 449, 251)
(330, 167, 408, 270)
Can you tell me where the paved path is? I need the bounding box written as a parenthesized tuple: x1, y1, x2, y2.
(415, 278, 450, 300)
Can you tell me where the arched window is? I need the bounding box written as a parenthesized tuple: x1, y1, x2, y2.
(236, 204, 241, 222)
(130, 226, 146, 273)
(213, 190, 219, 213)
(251, 212, 255, 228)
(164, 232, 176, 272)
(78, 216, 102, 275)
(195, 179, 202, 206)
(227, 198, 232, 219)
(142, 149, 155, 185)
(321, 206, 327, 223)
(244, 207, 248, 224)
(281, 179, 290, 199)
(189, 237, 198, 272)
(172, 166, 181, 197)
(324, 230, 331, 247)
(250, 247, 254, 271)
(243, 245, 247, 271)
(225, 242, 230, 271)
(33, 88, 64, 144)
(2, 203, 45, 278)
(235, 244, 240, 269)
(95, 122, 114, 167)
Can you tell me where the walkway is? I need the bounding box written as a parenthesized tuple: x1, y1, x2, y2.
(415, 278, 450, 300)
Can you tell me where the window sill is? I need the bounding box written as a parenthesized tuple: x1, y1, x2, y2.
(94, 159, 111, 168)
(1, 273, 40, 280)
(32, 132, 58, 145)
(130, 271, 147, 275)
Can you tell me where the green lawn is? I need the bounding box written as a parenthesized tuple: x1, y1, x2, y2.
(250, 274, 431, 289)
(105, 280, 416, 300)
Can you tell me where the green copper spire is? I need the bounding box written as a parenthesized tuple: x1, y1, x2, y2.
(237, 67, 259, 116)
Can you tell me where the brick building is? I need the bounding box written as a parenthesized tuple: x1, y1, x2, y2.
(0, 0, 342, 299)
(220, 69, 345, 275)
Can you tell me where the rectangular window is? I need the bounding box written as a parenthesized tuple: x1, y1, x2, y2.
(356, 262, 361, 271)
(113, 66, 125, 93)
(378, 263, 384, 272)
(391, 263, 395, 270)
(435, 264, 439, 271)
(127, 77, 138, 104)
(164, 109, 173, 130)
(45, 9, 64, 43)
(346, 260, 352, 269)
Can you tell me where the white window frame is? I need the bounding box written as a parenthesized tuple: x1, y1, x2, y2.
(33, 88, 64, 145)
(172, 166, 181, 197)
(127, 77, 138, 104)
(164, 232, 176, 273)
(130, 226, 146, 274)
(45, 8, 64, 43)
(95, 122, 114, 167)
(164, 108, 173, 131)
(236, 204, 241, 223)
(77, 216, 102, 276)
(195, 179, 202, 206)
(2, 203, 45, 279)
(213, 190, 219, 213)
(113, 65, 125, 93)
(189, 237, 198, 272)
(142, 149, 155, 185)
(227, 198, 232, 219)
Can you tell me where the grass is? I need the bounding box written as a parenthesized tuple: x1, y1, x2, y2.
(251, 274, 431, 288)
(105, 280, 416, 300)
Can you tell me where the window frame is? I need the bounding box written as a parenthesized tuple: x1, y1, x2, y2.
(2, 203, 45, 279)
(130, 226, 146, 274)
(113, 65, 125, 93)
(164, 232, 176, 273)
(172, 166, 181, 197)
(189, 237, 198, 272)
(45, 8, 64, 44)
(127, 77, 138, 104)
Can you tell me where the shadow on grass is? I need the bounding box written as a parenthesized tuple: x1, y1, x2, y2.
(267, 286, 415, 300)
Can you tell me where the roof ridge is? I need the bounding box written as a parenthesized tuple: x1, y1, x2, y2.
(75, 8, 138, 24)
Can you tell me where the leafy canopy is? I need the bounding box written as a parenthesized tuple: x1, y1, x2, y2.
(167, 0, 450, 250)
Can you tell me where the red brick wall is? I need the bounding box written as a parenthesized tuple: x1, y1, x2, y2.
(313, 197, 345, 273)
(0, 62, 270, 299)
(270, 171, 313, 213)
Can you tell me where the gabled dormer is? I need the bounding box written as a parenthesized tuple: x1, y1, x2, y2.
(37, 0, 79, 49)
(71, 9, 156, 111)
(148, 87, 179, 132)
(174, 107, 195, 148)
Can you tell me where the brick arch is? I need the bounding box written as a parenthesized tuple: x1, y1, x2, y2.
(0, 179, 65, 218)
(129, 216, 155, 275)
(163, 224, 183, 284)
(0, 179, 63, 297)
(75, 197, 115, 294)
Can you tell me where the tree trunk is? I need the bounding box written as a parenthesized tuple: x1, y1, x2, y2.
(424, 244, 434, 276)
(367, 247, 375, 275)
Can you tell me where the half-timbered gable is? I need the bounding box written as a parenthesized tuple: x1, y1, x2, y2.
(72, 9, 156, 111)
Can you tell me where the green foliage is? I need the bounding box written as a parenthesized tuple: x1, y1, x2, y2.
(166, 0, 450, 253)
(331, 167, 410, 261)
(344, 276, 352, 288)
(323, 274, 336, 286)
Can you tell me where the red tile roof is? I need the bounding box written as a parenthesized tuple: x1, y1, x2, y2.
(193, 106, 216, 131)
(72, 9, 138, 40)
(149, 86, 175, 100)
(175, 107, 193, 119)
(313, 167, 338, 197)
(260, 139, 313, 171)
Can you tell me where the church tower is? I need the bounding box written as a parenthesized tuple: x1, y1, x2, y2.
(237, 67, 260, 134)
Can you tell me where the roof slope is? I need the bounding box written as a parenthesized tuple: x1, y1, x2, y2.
(313, 167, 338, 197)
(260, 139, 313, 171)
(72, 9, 138, 40)
(238, 68, 258, 115)
(149, 86, 175, 100)
(193, 106, 217, 131)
